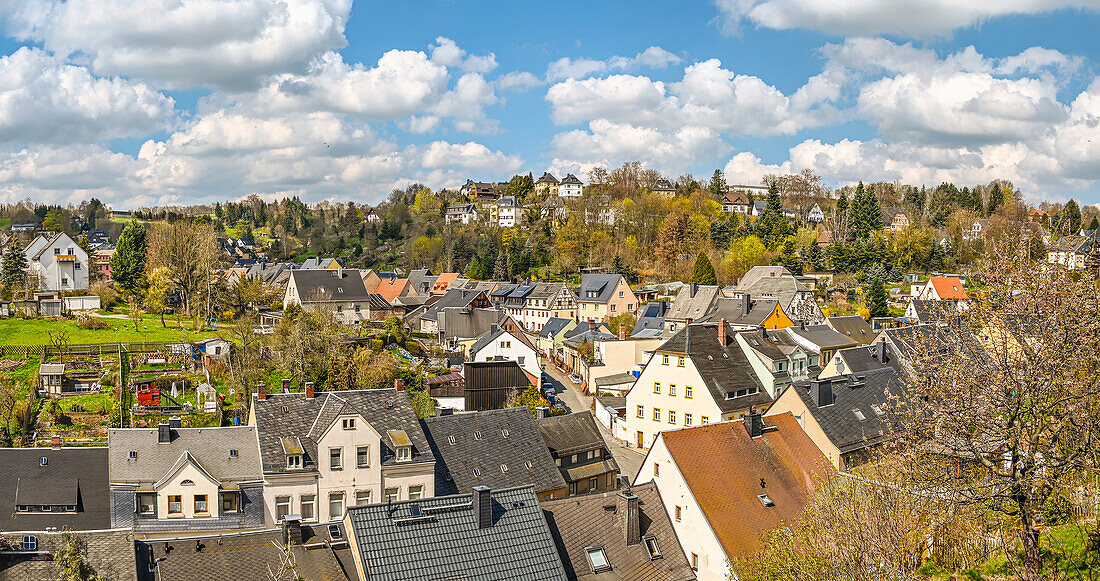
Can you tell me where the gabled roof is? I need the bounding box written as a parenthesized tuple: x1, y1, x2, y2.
(536, 411, 616, 461)
(735, 266, 810, 311)
(420, 288, 488, 323)
(374, 277, 411, 302)
(289, 269, 370, 302)
(0, 530, 137, 581)
(0, 448, 110, 531)
(497, 196, 521, 208)
(632, 300, 668, 337)
(825, 316, 875, 345)
(431, 272, 461, 293)
(577, 274, 625, 303)
(927, 276, 969, 300)
(537, 172, 560, 184)
(665, 285, 721, 323)
(108, 426, 262, 487)
(721, 191, 750, 204)
(657, 413, 832, 559)
(529, 281, 568, 301)
(346, 486, 566, 581)
(784, 324, 858, 351)
(541, 481, 696, 581)
(469, 325, 535, 357)
(440, 307, 506, 342)
(907, 299, 954, 322)
(251, 389, 432, 475)
(541, 317, 575, 338)
(654, 323, 772, 413)
(422, 407, 566, 495)
(560, 173, 583, 185)
(696, 295, 781, 327)
(832, 342, 901, 375)
(783, 369, 905, 454)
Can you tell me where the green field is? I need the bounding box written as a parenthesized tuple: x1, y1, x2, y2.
(0, 315, 223, 346)
(0, 218, 11, 230)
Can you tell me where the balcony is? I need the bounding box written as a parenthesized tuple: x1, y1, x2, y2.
(54, 254, 78, 261)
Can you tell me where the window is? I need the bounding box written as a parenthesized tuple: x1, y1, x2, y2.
(137, 493, 155, 514)
(669, 384, 676, 396)
(168, 495, 182, 515)
(586, 547, 610, 572)
(589, 476, 598, 491)
(636, 405, 644, 419)
(342, 418, 355, 430)
(61, 277, 68, 285)
(645, 537, 662, 559)
(396, 446, 411, 462)
(329, 492, 345, 519)
(569, 481, 578, 496)
(653, 463, 660, 477)
(524, 461, 533, 470)
(473, 468, 482, 477)
(690, 553, 699, 570)
(22, 535, 36, 551)
(758, 494, 775, 508)
(653, 407, 661, 422)
(870, 404, 885, 416)
(194, 495, 208, 514)
(357, 446, 370, 468)
(54, 248, 60, 255)
(355, 491, 371, 506)
(518, 356, 525, 365)
(384, 488, 399, 503)
(330, 447, 343, 470)
(500, 463, 509, 473)
(668, 410, 676, 424)
(129, 450, 138, 460)
(619, 291, 624, 298)
(300, 495, 315, 520)
(677, 356, 685, 367)
(474, 430, 483, 440)
(409, 485, 423, 500)
(222, 492, 239, 513)
(852, 408, 866, 421)
(74, 262, 81, 269)
(662, 354, 669, 365)
(276, 496, 291, 520)
(501, 428, 510, 438)
(286, 455, 302, 469)
(701, 415, 709, 425)
(685, 385, 693, 399)
(447, 435, 456, 445)
(675, 505, 682, 521)
(229, 449, 238, 458)
(611, 304, 616, 312)
(684, 413, 693, 426)
(180, 479, 195, 486)
(653, 382, 661, 394)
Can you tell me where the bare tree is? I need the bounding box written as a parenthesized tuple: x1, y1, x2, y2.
(146, 220, 221, 316)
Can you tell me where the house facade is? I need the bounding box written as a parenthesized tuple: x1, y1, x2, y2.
(559, 173, 584, 197)
(468, 325, 541, 387)
(535, 172, 560, 196)
(577, 274, 637, 323)
(446, 203, 479, 224)
(24, 232, 89, 291)
(509, 282, 578, 332)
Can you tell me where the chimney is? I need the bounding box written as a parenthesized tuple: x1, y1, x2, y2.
(746, 408, 766, 438)
(760, 324, 767, 339)
(281, 378, 290, 392)
(283, 515, 303, 545)
(618, 324, 626, 341)
(743, 293, 752, 316)
(689, 283, 698, 298)
(618, 491, 641, 545)
(395, 378, 405, 391)
(257, 383, 267, 400)
(305, 381, 315, 398)
(439, 407, 455, 416)
(799, 320, 806, 331)
(878, 337, 889, 363)
(718, 318, 727, 346)
(168, 416, 182, 430)
(473, 486, 492, 529)
(51, 436, 61, 449)
(535, 406, 549, 419)
(812, 379, 833, 407)
(157, 422, 171, 444)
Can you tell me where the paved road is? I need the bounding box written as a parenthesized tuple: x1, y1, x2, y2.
(541, 358, 646, 483)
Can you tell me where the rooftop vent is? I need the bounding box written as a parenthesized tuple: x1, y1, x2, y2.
(758, 494, 775, 508)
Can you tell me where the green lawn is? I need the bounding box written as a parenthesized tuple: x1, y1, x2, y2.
(0, 316, 222, 345)
(0, 218, 11, 230)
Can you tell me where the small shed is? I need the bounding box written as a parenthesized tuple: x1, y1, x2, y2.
(39, 300, 63, 317)
(197, 382, 218, 412)
(63, 295, 102, 312)
(0, 301, 9, 317)
(193, 337, 232, 360)
(39, 363, 66, 396)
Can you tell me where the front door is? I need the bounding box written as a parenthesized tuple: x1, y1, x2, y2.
(636, 431, 644, 448)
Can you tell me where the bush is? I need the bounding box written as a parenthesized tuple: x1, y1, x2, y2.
(77, 314, 110, 330)
(406, 342, 421, 356)
(90, 281, 121, 309)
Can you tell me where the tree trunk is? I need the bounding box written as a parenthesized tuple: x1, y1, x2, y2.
(1018, 498, 1043, 581)
(160, 312, 166, 328)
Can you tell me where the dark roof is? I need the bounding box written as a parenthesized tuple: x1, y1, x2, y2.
(906, 299, 954, 322)
(463, 361, 532, 392)
(0, 530, 137, 581)
(0, 447, 110, 531)
(560, 173, 583, 185)
(440, 307, 505, 341)
(825, 316, 875, 345)
(578, 274, 625, 304)
(594, 372, 638, 388)
(538, 172, 560, 184)
(785, 369, 906, 453)
(696, 295, 780, 327)
(542, 317, 575, 337)
(108, 426, 263, 487)
(656, 322, 772, 413)
(422, 407, 566, 496)
(469, 325, 528, 357)
(251, 389, 433, 475)
(632, 301, 668, 337)
(785, 324, 858, 351)
(833, 343, 902, 375)
(537, 411, 616, 461)
(345, 486, 566, 581)
(420, 288, 489, 323)
(541, 482, 696, 581)
(289, 269, 370, 302)
(138, 524, 357, 581)
(566, 321, 612, 340)
(665, 285, 721, 323)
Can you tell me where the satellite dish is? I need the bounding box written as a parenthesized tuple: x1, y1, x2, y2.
(836, 359, 846, 374)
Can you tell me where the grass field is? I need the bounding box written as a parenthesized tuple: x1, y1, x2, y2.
(0, 315, 223, 345)
(0, 218, 11, 229)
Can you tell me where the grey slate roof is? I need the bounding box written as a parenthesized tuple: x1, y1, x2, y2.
(538, 172, 560, 184)
(594, 372, 638, 389)
(138, 524, 358, 581)
(577, 274, 624, 304)
(833, 343, 901, 375)
(419, 288, 487, 323)
(345, 485, 567, 581)
(665, 284, 721, 323)
(825, 316, 875, 345)
(469, 325, 512, 356)
(407, 269, 436, 294)
(784, 369, 906, 454)
(541, 317, 574, 338)
(735, 267, 811, 312)
(560, 173, 583, 185)
(251, 389, 432, 475)
(906, 299, 954, 323)
(656, 322, 772, 413)
(439, 307, 505, 342)
(696, 295, 780, 327)
(0, 530, 137, 581)
(632, 300, 668, 337)
(108, 426, 263, 487)
(541, 482, 696, 581)
(289, 269, 370, 302)
(0, 447, 110, 531)
(422, 407, 567, 496)
(785, 324, 858, 352)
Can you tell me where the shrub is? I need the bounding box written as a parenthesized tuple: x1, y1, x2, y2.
(77, 314, 110, 330)
(90, 281, 121, 309)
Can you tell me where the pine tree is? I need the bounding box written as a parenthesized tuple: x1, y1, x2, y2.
(1, 239, 27, 293)
(1062, 199, 1082, 235)
(110, 220, 147, 294)
(867, 278, 889, 318)
(780, 238, 804, 275)
(1089, 216, 1099, 232)
(689, 251, 717, 285)
(756, 183, 789, 247)
(709, 169, 726, 196)
(851, 181, 883, 239)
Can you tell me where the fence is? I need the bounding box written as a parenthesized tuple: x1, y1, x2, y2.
(42, 341, 172, 360)
(0, 344, 40, 359)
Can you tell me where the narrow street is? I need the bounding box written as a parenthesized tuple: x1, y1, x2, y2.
(540, 357, 646, 482)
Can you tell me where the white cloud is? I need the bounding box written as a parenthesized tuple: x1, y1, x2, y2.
(713, 0, 1100, 37)
(551, 120, 726, 173)
(546, 75, 671, 126)
(0, 47, 174, 144)
(430, 73, 500, 133)
(5, 0, 353, 91)
(496, 71, 542, 91)
(429, 36, 498, 73)
(547, 57, 609, 81)
(546, 46, 683, 80)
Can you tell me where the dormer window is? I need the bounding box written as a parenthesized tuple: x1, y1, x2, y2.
(287, 455, 302, 469)
(395, 446, 411, 462)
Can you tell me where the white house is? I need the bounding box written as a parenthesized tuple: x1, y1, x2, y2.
(559, 173, 584, 197)
(24, 232, 89, 291)
(445, 204, 479, 225)
(495, 196, 522, 228)
(806, 203, 825, 223)
(468, 325, 542, 388)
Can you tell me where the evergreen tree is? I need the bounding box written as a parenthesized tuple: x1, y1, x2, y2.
(836, 191, 849, 215)
(851, 181, 883, 239)
(77, 232, 99, 284)
(689, 251, 717, 285)
(756, 183, 789, 247)
(709, 169, 726, 196)
(1089, 216, 1100, 232)
(110, 220, 147, 294)
(1062, 199, 1082, 235)
(1, 239, 27, 292)
(779, 238, 804, 275)
(867, 278, 889, 318)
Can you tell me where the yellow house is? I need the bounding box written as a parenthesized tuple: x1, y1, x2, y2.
(577, 274, 637, 323)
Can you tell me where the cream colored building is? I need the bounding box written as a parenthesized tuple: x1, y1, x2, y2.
(577, 274, 637, 323)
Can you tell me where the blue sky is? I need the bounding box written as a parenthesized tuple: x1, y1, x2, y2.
(0, 0, 1099, 208)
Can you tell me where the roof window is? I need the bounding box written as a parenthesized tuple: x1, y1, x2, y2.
(758, 494, 775, 508)
(474, 431, 483, 440)
(852, 408, 866, 421)
(586, 547, 610, 572)
(21, 535, 36, 551)
(447, 435, 456, 445)
(500, 464, 509, 473)
(644, 537, 662, 560)
(473, 468, 482, 477)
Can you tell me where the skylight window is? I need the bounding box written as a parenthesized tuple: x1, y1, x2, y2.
(586, 547, 610, 572)
(22, 535, 36, 551)
(447, 435, 456, 445)
(473, 468, 482, 477)
(870, 404, 885, 416)
(501, 428, 509, 437)
(474, 431, 483, 440)
(524, 461, 533, 470)
(758, 494, 775, 508)
(644, 537, 662, 559)
(128, 450, 138, 460)
(500, 464, 509, 473)
(852, 408, 867, 421)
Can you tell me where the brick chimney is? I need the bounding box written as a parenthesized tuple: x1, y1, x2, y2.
(395, 378, 405, 391)
(283, 515, 304, 545)
(281, 378, 291, 393)
(718, 318, 727, 346)
(535, 406, 549, 419)
(618, 491, 641, 545)
(257, 383, 267, 400)
(689, 282, 698, 298)
(745, 408, 766, 438)
(305, 381, 315, 399)
(473, 486, 492, 529)
(878, 337, 889, 363)
(811, 379, 833, 407)
(618, 324, 626, 341)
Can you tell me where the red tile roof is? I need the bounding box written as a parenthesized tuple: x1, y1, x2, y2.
(659, 412, 833, 559)
(928, 276, 969, 300)
(376, 278, 410, 302)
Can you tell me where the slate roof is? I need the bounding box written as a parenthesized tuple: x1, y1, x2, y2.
(631, 301, 668, 337)
(529, 281, 569, 301)
(439, 307, 504, 342)
(832, 343, 901, 375)
(422, 407, 566, 496)
(541, 482, 696, 581)
(825, 315, 875, 345)
(346, 485, 567, 581)
(541, 317, 575, 338)
(654, 322, 772, 413)
(537, 411, 616, 462)
(108, 426, 263, 487)
(594, 372, 638, 389)
(665, 285, 721, 323)
(538, 172, 560, 184)
(696, 295, 780, 327)
(407, 269, 436, 294)
(656, 413, 832, 559)
(469, 325, 528, 357)
(735, 267, 811, 312)
(577, 274, 625, 304)
(419, 288, 487, 324)
(566, 321, 612, 340)
(251, 389, 432, 475)
(0, 448, 110, 531)
(785, 324, 858, 352)
(784, 369, 906, 454)
(0, 530, 137, 581)
(289, 269, 370, 302)
(907, 299, 954, 322)
(138, 524, 358, 581)
(560, 173, 583, 185)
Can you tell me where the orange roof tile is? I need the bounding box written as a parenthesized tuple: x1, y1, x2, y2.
(660, 412, 833, 559)
(431, 272, 460, 294)
(375, 278, 409, 302)
(929, 276, 969, 300)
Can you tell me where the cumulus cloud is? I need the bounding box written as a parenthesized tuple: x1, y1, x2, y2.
(0, 47, 174, 143)
(4, 0, 353, 91)
(713, 0, 1100, 37)
(429, 36, 498, 73)
(551, 120, 726, 172)
(546, 46, 683, 80)
(496, 71, 542, 91)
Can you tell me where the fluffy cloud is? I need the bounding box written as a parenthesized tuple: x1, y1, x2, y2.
(496, 71, 542, 91)
(546, 46, 683, 80)
(0, 47, 174, 143)
(4, 0, 352, 90)
(551, 120, 725, 172)
(429, 36, 498, 73)
(714, 0, 1100, 37)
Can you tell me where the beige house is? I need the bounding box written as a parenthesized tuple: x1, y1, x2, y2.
(577, 274, 636, 323)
